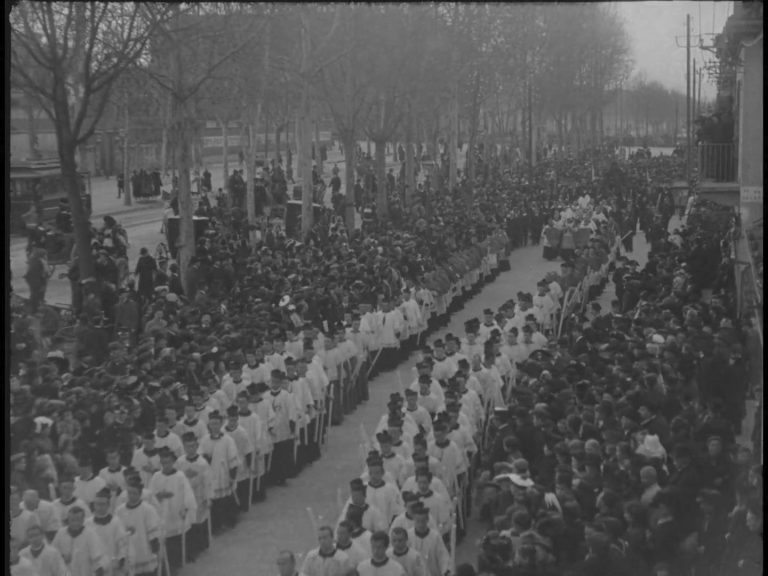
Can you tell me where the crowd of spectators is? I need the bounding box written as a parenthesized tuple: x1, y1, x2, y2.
(8, 149, 761, 576)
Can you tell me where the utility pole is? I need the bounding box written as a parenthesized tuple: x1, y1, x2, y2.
(697, 68, 703, 117)
(692, 58, 697, 125)
(674, 101, 679, 147)
(686, 14, 691, 183)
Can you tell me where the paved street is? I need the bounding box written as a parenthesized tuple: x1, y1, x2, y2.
(179, 239, 573, 575)
(10, 143, 409, 305)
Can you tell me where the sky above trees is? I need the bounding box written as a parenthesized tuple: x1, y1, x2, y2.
(617, 0, 733, 99)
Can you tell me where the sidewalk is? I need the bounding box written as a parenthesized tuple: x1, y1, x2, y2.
(90, 175, 169, 216)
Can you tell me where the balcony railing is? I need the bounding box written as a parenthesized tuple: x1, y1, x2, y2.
(698, 142, 738, 182)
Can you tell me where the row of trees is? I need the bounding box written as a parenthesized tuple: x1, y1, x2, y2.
(612, 77, 690, 144)
(11, 2, 634, 292)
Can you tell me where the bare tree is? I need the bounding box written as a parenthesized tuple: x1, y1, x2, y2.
(11, 2, 173, 279)
(140, 4, 266, 294)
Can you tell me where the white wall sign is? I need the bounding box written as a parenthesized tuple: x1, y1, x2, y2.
(741, 186, 763, 203)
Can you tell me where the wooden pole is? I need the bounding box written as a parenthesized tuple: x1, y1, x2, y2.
(686, 14, 691, 182)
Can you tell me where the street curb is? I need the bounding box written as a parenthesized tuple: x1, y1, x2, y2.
(91, 201, 164, 219)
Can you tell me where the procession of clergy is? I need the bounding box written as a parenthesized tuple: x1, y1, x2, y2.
(9, 210, 579, 576)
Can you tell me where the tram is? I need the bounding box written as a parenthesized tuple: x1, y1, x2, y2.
(10, 158, 92, 232)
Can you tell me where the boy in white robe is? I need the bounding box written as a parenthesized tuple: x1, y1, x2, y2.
(380, 299, 405, 368)
(112, 469, 159, 512)
(427, 420, 465, 496)
(336, 520, 371, 568)
(499, 329, 527, 371)
(11, 534, 39, 576)
(286, 357, 315, 468)
(130, 433, 161, 489)
(148, 448, 197, 569)
(364, 452, 404, 526)
(338, 478, 389, 533)
(179, 399, 208, 443)
(416, 375, 443, 417)
(21, 489, 61, 541)
(267, 370, 298, 485)
(20, 524, 69, 576)
(320, 336, 342, 427)
(454, 370, 484, 434)
(533, 280, 558, 331)
(198, 410, 240, 534)
(176, 432, 213, 561)
(284, 327, 305, 360)
(221, 362, 251, 406)
(390, 492, 438, 536)
(241, 349, 270, 388)
(408, 362, 445, 405)
(223, 405, 253, 513)
(53, 477, 92, 528)
(301, 526, 353, 576)
(114, 480, 161, 576)
(98, 449, 127, 511)
(366, 431, 408, 487)
(166, 406, 186, 439)
(388, 527, 428, 576)
(406, 505, 451, 576)
(74, 458, 108, 511)
(153, 416, 183, 458)
(404, 389, 433, 436)
(477, 308, 501, 344)
(476, 356, 505, 410)
(85, 488, 127, 576)
(401, 454, 450, 502)
(400, 291, 423, 345)
(296, 357, 322, 464)
(359, 303, 380, 356)
(52, 506, 108, 576)
(461, 323, 485, 362)
(10, 486, 40, 549)
(413, 471, 452, 537)
(235, 392, 265, 502)
(265, 339, 288, 374)
(344, 505, 373, 557)
(247, 382, 275, 494)
(358, 531, 406, 576)
(430, 341, 457, 383)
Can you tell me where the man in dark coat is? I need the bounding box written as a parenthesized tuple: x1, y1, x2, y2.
(667, 443, 701, 535)
(135, 247, 157, 304)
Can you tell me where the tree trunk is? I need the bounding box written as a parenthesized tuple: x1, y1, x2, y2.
(161, 92, 171, 175)
(59, 132, 95, 281)
(123, 105, 132, 206)
(314, 118, 323, 175)
(247, 112, 259, 245)
(299, 89, 314, 238)
(160, 127, 168, 175)
(405, 107, 415, 208)
(26, 103, 39, 159)
(449, 78, 458, 191)
(264, 117, 270, 161)
(175, 119, 195, 296)
(342, 131, 356, 232)
(374, 138, 387, 219)
(219, 117, 229, 193)
(275, 124, 283, 157)
(467, 73, 481, 184)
